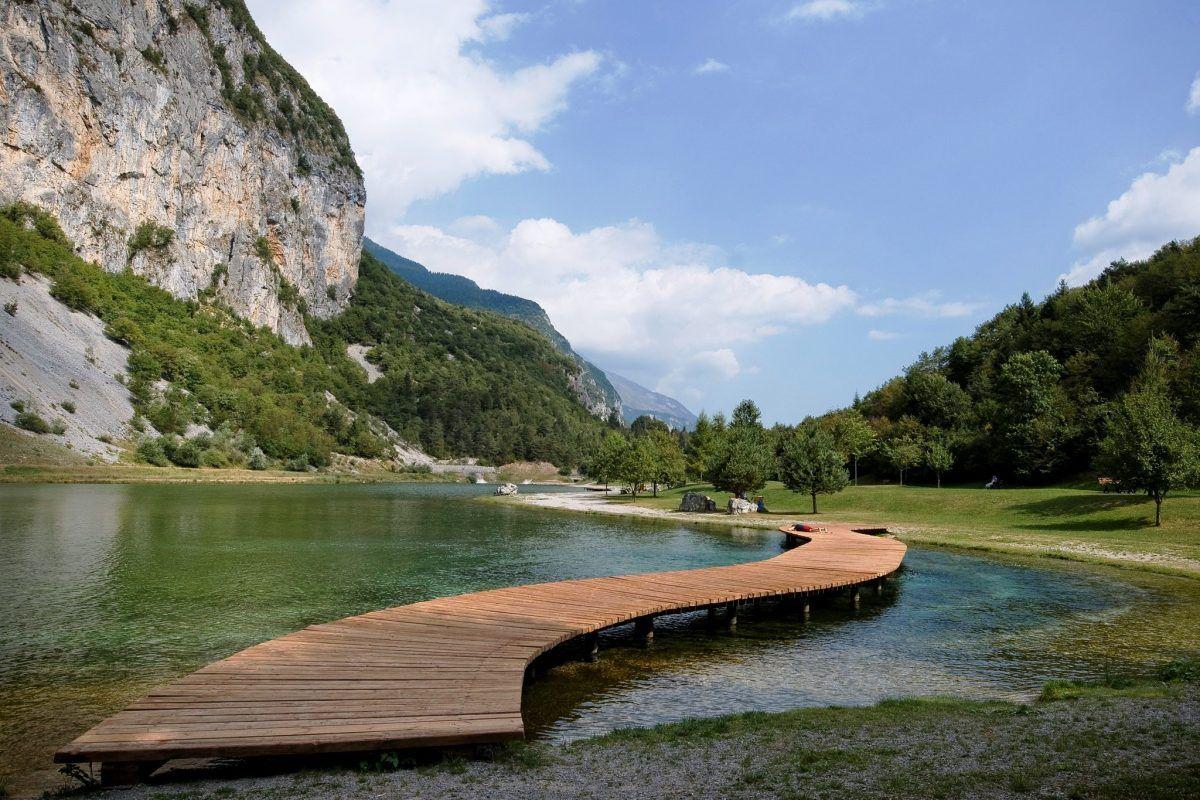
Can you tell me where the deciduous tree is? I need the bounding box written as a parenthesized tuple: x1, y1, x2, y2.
(777, 425, 849, 513)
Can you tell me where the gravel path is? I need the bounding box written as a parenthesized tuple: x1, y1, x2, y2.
(109, 687, 1199, 800)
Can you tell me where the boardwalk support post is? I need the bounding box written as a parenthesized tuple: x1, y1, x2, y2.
(100, 761, 161, 787)
(633, 616, 654, 645)
(724, 602, 738, 631)
(849, 586, 861, 610)
(802, 600, 811, 621)
(585, 632, 599, 662)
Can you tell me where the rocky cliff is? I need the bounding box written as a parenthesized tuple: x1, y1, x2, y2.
(0, 0, 365, 344)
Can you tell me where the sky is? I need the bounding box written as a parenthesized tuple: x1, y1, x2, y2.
(247, 0, 1200, 425)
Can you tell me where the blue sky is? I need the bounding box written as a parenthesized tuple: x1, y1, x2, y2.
(249, 0, 1200, 424)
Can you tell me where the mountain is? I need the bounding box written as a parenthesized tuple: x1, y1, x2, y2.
(0, 0, 364, 344)
(0, 1, 607, 470)
(0, 206, 606, 467)
(604, 371, 698, 430)
(364, 238, 621, 420)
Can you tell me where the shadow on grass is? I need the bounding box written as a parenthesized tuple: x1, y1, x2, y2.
(1011, 493, 1149, 525)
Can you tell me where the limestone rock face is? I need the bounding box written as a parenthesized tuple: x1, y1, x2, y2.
(0, 0, 365, 344)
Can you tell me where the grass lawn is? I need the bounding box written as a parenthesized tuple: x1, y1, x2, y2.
(609, 481, 1200, 576)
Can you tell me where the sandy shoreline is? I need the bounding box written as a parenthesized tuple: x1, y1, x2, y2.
(503, 490, 1200, 576)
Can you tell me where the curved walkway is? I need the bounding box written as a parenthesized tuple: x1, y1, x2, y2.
(56, 522, 905, 781)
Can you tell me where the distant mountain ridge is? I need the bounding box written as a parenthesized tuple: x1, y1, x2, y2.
(604, 371, 698, 430)
(364, 238, 621, 419)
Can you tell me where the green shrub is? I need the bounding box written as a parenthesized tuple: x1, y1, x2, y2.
(253, 236, 274, 264)
(284, 456, 310, 472)
(3, 301, 16, 315)
(140, 47, 167, 73)
(127, 221, 174, 258)
(50, 271, 97, 311)
(9, 401, 23, 413)
(61, 400, 76, 414)
(200, 447, 228, 468)
(15, 411, 50, 434)
(106, 317, 143, 346)
(50, 419, 67, 435)
(247, 447, 269, 470)
(136, 436, 170, 466)
(167, 437, 202, 468)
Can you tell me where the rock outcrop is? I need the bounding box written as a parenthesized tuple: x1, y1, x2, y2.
(679, 491, 716, 513)
(0, 0, 365, 344)
(494, 482, 518, 496)
(727, 497, 755, 515)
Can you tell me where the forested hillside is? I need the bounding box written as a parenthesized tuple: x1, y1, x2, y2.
(844, 238, 1200, 484)
(312, 252, 606, 464)
(364, 238, 622, 420)
(1, 205, 604, 469)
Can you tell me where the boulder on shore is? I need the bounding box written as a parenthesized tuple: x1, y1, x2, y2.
(494, 483, 518, 496)
(727, 497, 756, 515)
(680, 491, 716, 513)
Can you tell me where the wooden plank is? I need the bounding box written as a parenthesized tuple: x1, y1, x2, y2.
(55, 522, 905, 772)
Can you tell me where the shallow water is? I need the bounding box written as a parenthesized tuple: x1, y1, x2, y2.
(0, 482, 1193, 790)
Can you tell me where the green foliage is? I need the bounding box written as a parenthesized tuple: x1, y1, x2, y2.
(15, 411, 50, 434)
(821, 408, 876, 485)
(776, 424, 849, 513)
(4, 301, 16, 316)
(847, 237, 1200, 485)
(140, 46, 167, 73)
(588, 430, 629, 489)
(1097, 346, 1199, 526)
(923, 437, 954, 488)
(642, 428, 687, 496)
(136, 436, 170, 466)
(684, 411, 721, 481)
(310, 252, 606, 467)
(60, 400, 76, 414)
(253, 235, 274, 264)
(6, 205, 606, 470)
(127, 221, 174, 258)
(707, 400, 773, 497)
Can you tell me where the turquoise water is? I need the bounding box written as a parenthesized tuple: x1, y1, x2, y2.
(0, 482, 1156, 790)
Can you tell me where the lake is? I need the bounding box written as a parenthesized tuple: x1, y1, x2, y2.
(0, 482, 1192, 792)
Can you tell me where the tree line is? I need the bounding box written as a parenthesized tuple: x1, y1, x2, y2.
(584, 238, 1200, 525)
(586, 400, 851, 514)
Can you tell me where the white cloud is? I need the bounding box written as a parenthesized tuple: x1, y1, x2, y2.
(856, 292, 980, 318)
(693, 58, 730, 75)
(245, 0, 600, 220)
(379, 218, 858, 361)
(655, 349, 742, 401)
(1188, 73, 1200, 115)
(1061, 146, 1200, 285)
(867, 329, 900, 341)
(786, 0, 869, 22)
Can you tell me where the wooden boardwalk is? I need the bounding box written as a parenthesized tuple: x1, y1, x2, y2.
(56, 522, 905, 783)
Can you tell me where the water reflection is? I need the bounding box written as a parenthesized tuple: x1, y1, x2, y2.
(0, 482, 1194, 794)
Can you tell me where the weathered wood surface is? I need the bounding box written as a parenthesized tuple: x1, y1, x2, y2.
(56, 523, 905, 767)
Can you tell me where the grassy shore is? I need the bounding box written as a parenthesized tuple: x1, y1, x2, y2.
(103, 672, 1198, 800)
(596, 481, 1200, 577)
